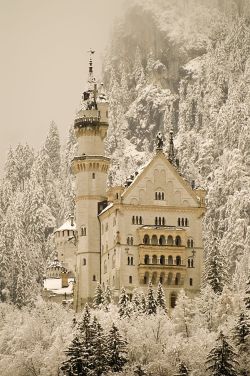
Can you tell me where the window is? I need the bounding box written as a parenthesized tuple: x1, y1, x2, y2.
(190, 278, 193, 286)
(143, 234, 150, 244)
(132, 216, 143, 225)
(127, 236, 134, 246)
(168, 255, 173, 265)
(93, 275, 96, 281)
(83, 258, 86, 265)
(159, 235, 166, 245)
(151, 235, 158, 245)
(131, 257, 134, 265)
(132, 216, 135, 224)
(178, 218, 189, 227)
(116, 193, 119, 199)
(152, 255, 157, 264)
(92, 173, 95, 179)
(129, 276, 132, 284)
(155, 216, 166, 226)
(175, 236, 181, 246)
(170, 293, 177, 308)
(81, 226, 86, 236)
(167, 235, 173, 246)
(188, 239, 194, 248)
(144, 255, 150, 264)
(160, 255, 165, 265)
(176, 256, 181, 266)
(128, 257, 130, 265)
(155, 191, 165, 200)
(144, 272, 149, 284)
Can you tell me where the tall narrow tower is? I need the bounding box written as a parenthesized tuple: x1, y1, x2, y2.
(73, 52, 109, 311)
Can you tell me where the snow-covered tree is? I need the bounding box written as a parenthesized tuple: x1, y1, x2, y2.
(205, 332, 238, 376)
(118, 287, 130, 318)
(93, 282, 104, 309)
(106, 323, 128, 372)
(156, 282, 167, 313)
(146, 282, 157, 315)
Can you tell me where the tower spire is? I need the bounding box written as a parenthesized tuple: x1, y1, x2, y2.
(168, 130, 175, 164)
(87, 49, 95, 90)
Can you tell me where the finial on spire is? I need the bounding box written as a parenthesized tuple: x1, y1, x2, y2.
(156, 132, 164, 150)
(168, 130, 175, 164)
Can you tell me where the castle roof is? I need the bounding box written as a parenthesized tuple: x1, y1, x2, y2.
(54, 219, 76, 233)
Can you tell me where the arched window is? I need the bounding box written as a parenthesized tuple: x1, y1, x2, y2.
(131, 257, 134, 265)
(136, 216, 139, 224)
(167, 273, 173, 285)
(159, 273, 165, 284)
(127, 237, 130, 245)
(139, 216, 143, 225)
(167, 235, 173, 246)
(188, 259, 191, 268)
(152, 255, 157, 264)
(162, 192, 165, 200)
(92, 173, 95, 179)
(132, 216, 135, 224)
(129, 276, 132, 284)
(175, 273, 181, 285)
(168, 255, 173, 265)
(191, 259, 194, 268)
(151, 235, 158, 245)
(81, 226, 86, 236)
(83, 258, 86, 266)
(152, 272, 157, 284)
(143, 234, 150, 245)
(176, 256, 181, 266)
(175, 236, 181, 246)
(128, 257, 130, 265)
(159, 217, 162, 225)
(190, 278, 193, 286)
(162, 217, 165, 226)
(159, 235, 166, 245)
(155, 217, 158, 225)
(144, 272, 149, 284)
(144, 255, 150, 265)
(170, 293, 177, 308)
(93, 275, 96, 281)
(178, 218, 181, 226)
(185, 218, 188, 226)
(155, 192, 158, 200)
(160, 255, 165, 265)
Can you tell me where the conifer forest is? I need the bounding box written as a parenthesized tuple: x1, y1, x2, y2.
(0, 0, 250, 375)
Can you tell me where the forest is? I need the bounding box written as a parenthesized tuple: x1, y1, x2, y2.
(0, 0, 249, 375)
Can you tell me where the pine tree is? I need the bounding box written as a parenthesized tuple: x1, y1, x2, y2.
(233, 312, 249, 350)
(106, 323, 128, 372)
(205, 332, 238, 376)
(60, 335, 84, 376)
(103, 285, 112, 309)
(146, 282, 157, 315)
(93, 283, 104, 309)
(89, 321, 109, 376)
(156, 282, 167, 313)
(44, 121, 61, 178)
(244, 275, 250, 310)
(118, 287, 130, 318)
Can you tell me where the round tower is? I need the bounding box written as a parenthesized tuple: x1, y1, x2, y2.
(72, 52, 110, 311)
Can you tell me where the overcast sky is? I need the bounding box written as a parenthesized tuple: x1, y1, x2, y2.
(0, 0, 123, 171)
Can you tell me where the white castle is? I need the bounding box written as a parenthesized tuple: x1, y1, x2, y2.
(55, 53, 206, 312)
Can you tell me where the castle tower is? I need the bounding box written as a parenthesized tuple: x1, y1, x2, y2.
(73, 51, 110, 311)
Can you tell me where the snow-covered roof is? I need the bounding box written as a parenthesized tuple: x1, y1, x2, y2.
(47, 258, 65, 269)
(121, 159, 152, 195)
(43, 278, 74, 295)
(54, 219, 76, 233)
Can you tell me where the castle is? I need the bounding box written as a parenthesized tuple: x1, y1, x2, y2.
(55, 53, 206, 311)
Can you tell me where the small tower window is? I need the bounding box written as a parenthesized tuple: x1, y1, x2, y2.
(83, 258, 86, 266)
(92, 173, 95, 179)
(129, 276, 132, 284)
(81, 226, 86, 236)
(190, 278, 193, 286)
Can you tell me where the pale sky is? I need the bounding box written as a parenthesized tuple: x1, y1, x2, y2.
(0, 0, 123, 171)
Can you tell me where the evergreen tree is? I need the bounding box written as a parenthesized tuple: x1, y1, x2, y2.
(205, 332, 238, 376)
(106, 323, 128, 372)
(156, 282, 167, 313)
(244, 275, 250, 310)
(146, 281, 157, 315)
(89, 321, 109, 376)
(233, 312, 249, 350)
(118, 287, 130, 318)
(44, 121, 61, 178)
(175, 362, 189, 376)
(93, 283, 104, 309)
(103, 285, 112, 309)
(173, 290, 193, 338)
(61, 335, 84, 376)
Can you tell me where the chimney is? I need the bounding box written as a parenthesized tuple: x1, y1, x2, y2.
(61, 271, 69, 288)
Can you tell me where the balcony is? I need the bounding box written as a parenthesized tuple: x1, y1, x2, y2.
(137, 226, 187, 248)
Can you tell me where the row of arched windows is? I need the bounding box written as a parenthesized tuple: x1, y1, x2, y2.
(178, 218, 189, 227)
(155, 191, 165, 200)
(132, 216, 143, 225)
(143, 234, 182, 246)
(143, 272, 182, 287)
(155, 217, 165, 226)
(144, 254, 182, 266)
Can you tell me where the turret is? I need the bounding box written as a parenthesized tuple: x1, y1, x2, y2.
(73, 51, 110, 311)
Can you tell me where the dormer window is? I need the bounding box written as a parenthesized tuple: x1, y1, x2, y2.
(155, 191, 165, 200)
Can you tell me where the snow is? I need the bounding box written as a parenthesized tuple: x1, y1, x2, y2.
(54, 219, 76, 232)
(44, 278, 74, 295)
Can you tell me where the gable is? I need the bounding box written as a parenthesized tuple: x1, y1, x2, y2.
(122, 152, 199, 208)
